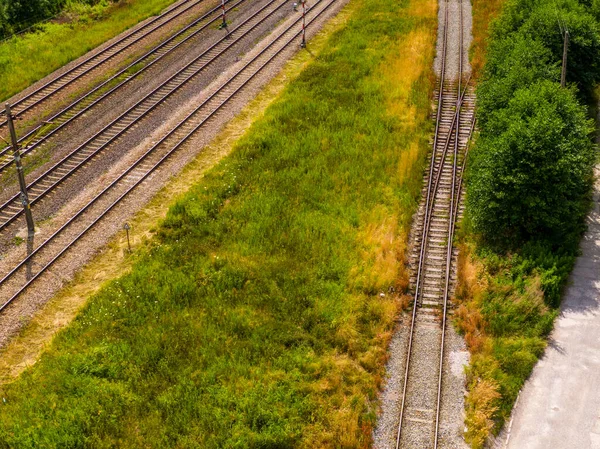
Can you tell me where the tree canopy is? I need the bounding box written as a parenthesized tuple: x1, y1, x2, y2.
(468, 81, 595, 247)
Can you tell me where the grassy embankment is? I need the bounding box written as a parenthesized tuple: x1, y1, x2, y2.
(457, 0, 599, 446)
(0, 0, 438, 445)
(0, 0, 182, 102)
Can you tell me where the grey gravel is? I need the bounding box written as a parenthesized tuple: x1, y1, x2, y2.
(434, 0, 472, 80)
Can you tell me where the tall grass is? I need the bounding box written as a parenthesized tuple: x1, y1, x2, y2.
(0, 0, 181, 102)
(0, 0, 437, 445)
(469, 0, 505, 78)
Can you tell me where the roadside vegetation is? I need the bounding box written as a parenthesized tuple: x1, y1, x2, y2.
(0, 0, 180, 102)
(458, 0, 599, 445)
(0, 0, 438, 445)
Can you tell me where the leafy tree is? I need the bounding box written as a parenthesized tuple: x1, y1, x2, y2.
(467, 81, 596, 247)
(477, 36, 559, 127)
(5, 0, 52, 28)
(490, 0, 600, 97)
(0, 1, 10, 38)
(519, 2, 600, 95)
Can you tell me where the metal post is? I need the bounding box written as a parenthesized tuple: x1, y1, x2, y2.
(301, 0, 306, 47)
(561, 30, 569, 87)
(5, 103, 34, 239)
(220, 0, 227, 28)
(124, 222, 131, 252)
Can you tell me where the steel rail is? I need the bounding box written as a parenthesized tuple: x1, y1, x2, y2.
(0, 0, 288, 233)
(434, 0, 463, 444)
(395, 0, 450, 446)
(450, 117, 476, 229)
(395, 0, 477, 446)
(0, 0, 208, 127)
(412, 78, 471, 322)
(0, 0, 337, 311)
(0, 0, 248, 172)
(423, 77, 470, 241)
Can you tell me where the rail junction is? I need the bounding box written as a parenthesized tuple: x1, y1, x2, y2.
(392, 0, 475, 447)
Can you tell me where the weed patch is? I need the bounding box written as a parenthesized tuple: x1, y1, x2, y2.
(470, 0, 505, 78)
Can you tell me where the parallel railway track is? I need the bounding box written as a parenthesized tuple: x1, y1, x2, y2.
(0, 0, 339, 312)
(0, 0, 208, 129)
(0, 0, 248, 174)
(0, 0, 289, 233)
(395, 0, 475, 447)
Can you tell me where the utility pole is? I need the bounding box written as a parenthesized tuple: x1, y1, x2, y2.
(300, 0, 306, 47)
(5, 103, 35, 240)
(561, 29, 569, 87)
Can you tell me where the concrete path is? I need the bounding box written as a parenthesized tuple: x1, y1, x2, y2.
(505, 169, 600, 449)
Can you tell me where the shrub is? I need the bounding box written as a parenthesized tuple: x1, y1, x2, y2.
(0, 0, 113, 38)
(476, 35, 559, 127)
(490, 0, 600, 97)
(468, 80, 595, 246)
(464, 377, 501, 449)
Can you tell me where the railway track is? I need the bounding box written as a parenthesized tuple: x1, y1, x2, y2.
(0, 0, 290, 234)
(0, 0, 340, 312)
(394, 0, 475, 447)
(0, 0, 249, 174)
(0, 0, 208, 130)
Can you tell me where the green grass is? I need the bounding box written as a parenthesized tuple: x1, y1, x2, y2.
(0, 0, 437, 445)
(0, 0, 182, 102)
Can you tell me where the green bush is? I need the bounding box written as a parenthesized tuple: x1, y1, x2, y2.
(468, 80, 595, 246)
(476, 35, 559, 127)
(489, 0, 600, 97)
(0, 0, 113, 37)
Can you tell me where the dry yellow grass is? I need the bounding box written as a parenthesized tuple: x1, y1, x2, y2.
(355, 211, 401, 292)
(465, 378, 501, 448)
(408, 0, 437, 19)
(379, 26, 436, 124)
(362, 8, 436, 295)
(455, 243, 488, 353)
